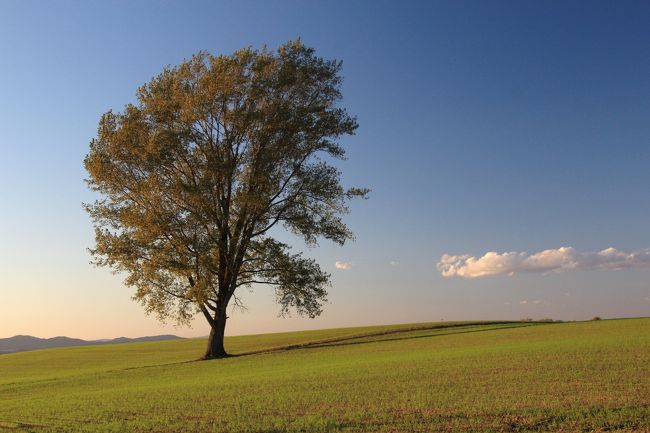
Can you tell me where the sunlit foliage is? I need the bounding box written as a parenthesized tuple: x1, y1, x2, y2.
(84, 40, 367, 358)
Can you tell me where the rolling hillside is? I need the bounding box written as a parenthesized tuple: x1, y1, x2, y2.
(0, 335, 182, 354)
(0, 319, 648, 432)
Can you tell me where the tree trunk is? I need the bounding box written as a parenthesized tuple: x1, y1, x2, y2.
(203, 309, 228, 359)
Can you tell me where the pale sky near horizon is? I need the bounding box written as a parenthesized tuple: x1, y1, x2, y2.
(1, 1, 649, 339)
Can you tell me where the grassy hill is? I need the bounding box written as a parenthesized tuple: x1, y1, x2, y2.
(0, 334, 182, 354)
(0, 319, 648, 432)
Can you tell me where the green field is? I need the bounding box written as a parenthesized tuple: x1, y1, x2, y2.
(1, 319, 648, 432)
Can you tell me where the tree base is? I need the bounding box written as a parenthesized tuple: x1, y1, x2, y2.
(201, 352, 230, 360)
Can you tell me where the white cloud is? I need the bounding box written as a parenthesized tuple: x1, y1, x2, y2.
(438, 246, 650, 279)
(389, 260, 398, 266)
(519, 300, 546, 305)
(335, 261, 352, 270)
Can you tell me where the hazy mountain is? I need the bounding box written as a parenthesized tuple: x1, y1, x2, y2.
(0, 334, 183, 354)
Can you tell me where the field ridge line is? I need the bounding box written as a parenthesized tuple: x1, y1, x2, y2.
(234, 320, 548, 357)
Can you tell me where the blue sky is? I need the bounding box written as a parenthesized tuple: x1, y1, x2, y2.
(1, 1, 649, 338)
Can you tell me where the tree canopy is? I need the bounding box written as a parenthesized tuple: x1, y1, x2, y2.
(84, 40, 367, 358)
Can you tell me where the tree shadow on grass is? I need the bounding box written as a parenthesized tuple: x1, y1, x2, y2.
(231, 322, 550, 358)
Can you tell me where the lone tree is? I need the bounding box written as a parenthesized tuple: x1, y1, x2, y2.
(84, 41, 367, 359)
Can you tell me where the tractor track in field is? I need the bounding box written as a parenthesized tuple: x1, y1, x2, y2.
(233, 320, 549, 357)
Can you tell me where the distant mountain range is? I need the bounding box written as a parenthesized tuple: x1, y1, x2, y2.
(0, 334, 183, 354)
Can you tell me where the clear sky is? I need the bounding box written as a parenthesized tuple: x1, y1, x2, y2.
(1, 0, 649, 339)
